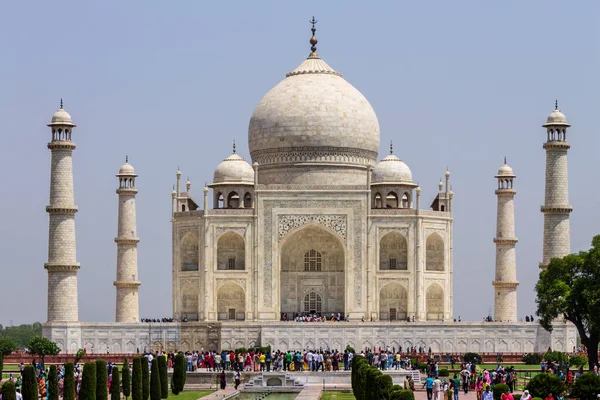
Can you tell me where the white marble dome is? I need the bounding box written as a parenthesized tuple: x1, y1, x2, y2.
(118, 161, 136, 176)
(213, 153, 254, 184)
(372, 154, 413, 184)
(48, 107, 75, 127)
(543, 108, 570, 127)
(248, 55, 380, 166)
(496, 163, 514, 177)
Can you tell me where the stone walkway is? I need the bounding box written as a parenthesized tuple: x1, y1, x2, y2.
(296, 386, 325, 399)
(199, 389, 237, 399)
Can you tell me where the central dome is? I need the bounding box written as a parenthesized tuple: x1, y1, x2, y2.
(248, 33, 380, 184)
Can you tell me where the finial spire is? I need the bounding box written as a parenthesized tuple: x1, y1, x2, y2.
(309, 16, 318, 58)
(125, 155, 128, 163)
(390, 141, 393, 155)
(60, 98, 63, 109)
(504, 156, 507, 164)
(233, 139, 236, 154)
(555, 99, 558, 110)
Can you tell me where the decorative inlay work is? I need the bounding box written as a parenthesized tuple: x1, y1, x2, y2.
(540, 206, 573, 214)
(492, 281, 519, 288)
(425, 278, 445, 288)
(378, 227, 409, 240)
(215, 227, 246, 239)
(178, 227, 199, 240)
(424, 227, 446, 238)
(262, 200, 363, 308)
(252, 146, 377, 166)
(278, 215, 347, 243)
(179, 278, 199, 289)
(216, 278, 246, 291)
(543, 142, 570, 150)
(378, 278, 409, 291)
(257, 184, 367, 191)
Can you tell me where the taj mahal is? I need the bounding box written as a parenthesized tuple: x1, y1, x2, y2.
(42, 22, 576, 354)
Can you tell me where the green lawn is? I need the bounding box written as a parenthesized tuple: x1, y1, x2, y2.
(166, 391, 214, 400)
(321, 392, 356, 400)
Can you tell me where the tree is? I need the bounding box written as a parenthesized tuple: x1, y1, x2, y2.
(142, 357, 150, 400)
(21, 365, 38, 400)
(150, 358, 161, 400)
(96, 360, 108, 400)
(48, 365, 59, 400)
(525, 373, 565, 399)
(80, 362, 97, 400)
(132, 357, 143, 400)
(570, 372, 600, 400)
(157, 355, 168, 399)
(569, 354, 588, 368)
(110, 367, 121, 400)
(0, 352, 3, 377)
(171, 354, 186, 395)
(28, 336, 61, 367)
(122, 359, 131, 400)
(0, 337, 16, 356)
(63, 363, 75, 400)
(2, 380, 17, 400)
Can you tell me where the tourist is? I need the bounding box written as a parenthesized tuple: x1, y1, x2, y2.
(259, 352, 266, 371)
(475, 377, 484, 400)
(433, 375, 442, 400)
(544, 392, 554, 400)
(460, 366, 470, 394)
(452, 374, 460, 400)
(521, 390, 531, 400)
(482, 386, 493, 400)
(424, 374, 434, 400)
(234, 370, 240, 390)
(219, 371, 226, 390)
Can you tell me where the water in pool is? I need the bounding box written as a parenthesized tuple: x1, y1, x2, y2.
(230, 393, 298, 399)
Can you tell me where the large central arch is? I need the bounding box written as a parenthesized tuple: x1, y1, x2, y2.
(280, 224, 345, 318)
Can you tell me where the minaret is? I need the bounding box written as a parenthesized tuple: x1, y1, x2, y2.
(45, 100, 80, 322)
(114, 157, 141, 323)
(540, 102, 572, 268)
(493, 159, 519, 322)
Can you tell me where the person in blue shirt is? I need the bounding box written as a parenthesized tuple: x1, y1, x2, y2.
(423, 374, 434, 400)
(482, 385, 493, 400)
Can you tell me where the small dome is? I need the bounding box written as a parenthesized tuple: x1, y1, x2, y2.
(48, 106, 75, 127)
(372, 154, 413, 184)
(118, 161, 136, 176)
(496, 163, 515, 178)
(543, 107, 570, 127)
(213, 153, 254, 185)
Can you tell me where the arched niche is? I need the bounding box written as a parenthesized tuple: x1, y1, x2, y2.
(227, 192, 240, 208)
(379, 283, 408, 321)
(217, 231, 245, 270)
(379, 231, 408, 270)
(217, 282, 245, 321)
(386, 192, 399, 208)
(426, 283, 444, 321)
(425, 233, 444, 271)
(180, 233, 199, 271)
(180, 285, 199, 321)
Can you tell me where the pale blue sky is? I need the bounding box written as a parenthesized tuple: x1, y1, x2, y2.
(1, 1, 599, 325)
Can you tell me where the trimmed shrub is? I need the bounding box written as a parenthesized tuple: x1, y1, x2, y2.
(21, 365, 38, 400)
(122, 360, 131, 399)
(150, 359, 161, 400)
(568, 354, 588, 368)
(80, 362, 97, 400)
(110, 366, 121, 400)
(570, 372, 600, 400)
(132, 357, 143, 400)
(522, 353, 542, 365)
(96, 360, 108, 400)
(142, 357, 149, 400)
(351, 355, 365, 396)
(377, 373, 394, 399)
(171, 353, 186, 395)
(48, 365, 59, 400)
(2, 380, 17, 400)
(463, 352, 483, 364)
(543, 351, 567, 365)
(513, 395, 522, 400)
(493, 383, 510, 400)
(390, 389, 416, 400)
(157, 355, 168, 398)
(63, 363, 75, 400)
(439, 368, 450, 377)
(525, 373, 565, 398)
(356, 363, 369, 400)
(532, 398, 543, 400)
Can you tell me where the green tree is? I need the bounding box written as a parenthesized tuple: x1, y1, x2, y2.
(0, 352, 3, 377)
(525, 373, 565, 399)
(150, 359, 161, 400)
(28, 336, 61, 367)
(63, 363, 75, 400)
(110, 367, 121, 400)
(568, 354, 588, 368)
(493, 384, 510, 400)
(157, 356, 168, 399)
(48, 365, 59, 400)
(21, 365, 38, 400)
(536, 236, 600, 370)
(132, 357, 143, 400)
(570, 372, 600, 400)
(376, 373, 393, 399)
(171, 354, 186, 395)
(80, 362, 97, 400)
(142, 357, 150, 400)
(122, 360, 131, 399)
(2, 380, 17, 400)
(96, 360, 108, 400)
(0, 337, 16, 356)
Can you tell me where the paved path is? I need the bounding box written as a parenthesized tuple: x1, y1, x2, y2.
(296, 386, 325, 399)
(199, 389, 237, 399)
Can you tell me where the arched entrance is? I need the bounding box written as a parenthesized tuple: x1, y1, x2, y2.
(379, 283, 408, 321)
(217, 282, 245, 321)
(280, 225, 345, 319)
(426, 283, 444, 320)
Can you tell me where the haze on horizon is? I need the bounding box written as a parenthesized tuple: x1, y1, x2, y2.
(1, 1, 599, 325)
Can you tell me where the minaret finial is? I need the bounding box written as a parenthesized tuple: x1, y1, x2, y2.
(126, 155, 128, 163)
(390, 141, 393, 155)
(555, 99, 558, 110)
(504, 156, 507, 164)
(309, 16, 318, 57)
(233, 139, 236, 154)
(60, 98, 63, 109)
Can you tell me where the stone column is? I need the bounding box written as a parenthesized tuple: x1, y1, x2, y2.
(114, 160, 141, 322)
(493, 162, 519, 322)
(45, 104, 80, 323)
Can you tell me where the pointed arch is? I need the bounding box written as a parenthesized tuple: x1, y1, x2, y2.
(386, 191, 399, 208)
(215, 192, 224, 208)
(401, 192, 410, 208)
(374, 193, 383, 209)
(426, 283, 444, 320)
(180, 233, 199, 271)
(180, 284, 199, 321)
(217, 231, 245, 270)
(379, 231, 408, 270)
(426, 232, 445, 271)
(379, 282, 408, 320)
(243, 192, 252, 208)
(217, 281, 245, 321)
(227, 192, 240, 208)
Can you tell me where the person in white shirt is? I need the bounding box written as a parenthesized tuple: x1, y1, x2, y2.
(433, 377, 442, 400)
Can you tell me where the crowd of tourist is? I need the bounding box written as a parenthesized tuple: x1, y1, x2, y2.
(140, 317, 175, 323)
